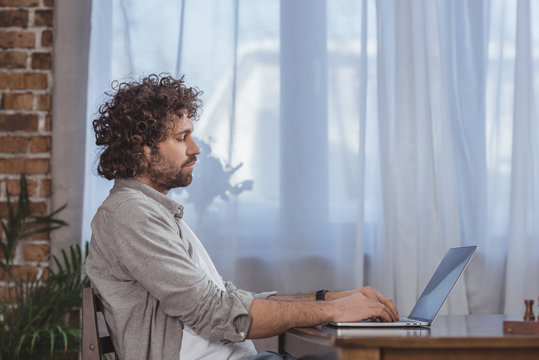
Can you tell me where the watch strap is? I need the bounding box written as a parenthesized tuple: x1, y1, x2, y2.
(316, 289, 328, 301)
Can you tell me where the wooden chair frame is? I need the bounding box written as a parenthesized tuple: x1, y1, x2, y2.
(82, 288, 116, 359)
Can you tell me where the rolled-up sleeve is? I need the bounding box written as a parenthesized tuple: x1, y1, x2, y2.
(97, 200, 256, 342)
(221, 283, 277, 340)
(224, 281, 277, 300)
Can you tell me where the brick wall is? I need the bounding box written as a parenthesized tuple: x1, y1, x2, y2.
(0, 0, 54, 296)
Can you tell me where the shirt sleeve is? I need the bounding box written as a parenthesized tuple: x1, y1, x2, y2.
(97, 200, 254, 343)
(224, 281, 277, 300)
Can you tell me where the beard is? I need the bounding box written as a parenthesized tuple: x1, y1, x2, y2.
(146, 151, 196, 191)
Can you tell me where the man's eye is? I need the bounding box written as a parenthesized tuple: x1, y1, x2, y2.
(177, 137, 185, 142)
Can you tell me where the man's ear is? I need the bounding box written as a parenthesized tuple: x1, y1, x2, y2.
(132, 135, 150, 161)
(133, 135, 143, 144)
(141, 144, 152, 161)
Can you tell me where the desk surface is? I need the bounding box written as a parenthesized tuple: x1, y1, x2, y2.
(282, 315, 539, 360)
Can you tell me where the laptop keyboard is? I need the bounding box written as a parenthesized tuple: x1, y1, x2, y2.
(399, 318, 419, 323)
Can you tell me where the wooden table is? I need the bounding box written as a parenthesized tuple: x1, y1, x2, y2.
(279, 315, 539, 360)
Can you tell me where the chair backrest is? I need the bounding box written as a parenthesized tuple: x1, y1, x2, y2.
(82, 288, 116, 360)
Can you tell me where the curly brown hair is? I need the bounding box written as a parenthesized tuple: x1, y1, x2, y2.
(93, 74, 203, 179)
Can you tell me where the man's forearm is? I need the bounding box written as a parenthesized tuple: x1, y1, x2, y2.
(267, 289, 358, 302)
(247, 288, 399, 339)
(266, 293, 316, 302)
(246, 298, 333, 339)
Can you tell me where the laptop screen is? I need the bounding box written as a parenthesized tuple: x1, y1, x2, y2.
(409, 246, 477, 322)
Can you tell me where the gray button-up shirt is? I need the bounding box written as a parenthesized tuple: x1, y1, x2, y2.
(86, 178, 271, 360)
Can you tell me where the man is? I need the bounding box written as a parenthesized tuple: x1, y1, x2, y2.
(86, 74, 398, 360)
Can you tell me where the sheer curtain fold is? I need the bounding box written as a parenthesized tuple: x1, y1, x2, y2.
(504, 0, 539, 314)
(375, 0, 466, 315)
(354, 0, 369, 288)
(83, 0, 538, 315)
(439, 0, 489, 314)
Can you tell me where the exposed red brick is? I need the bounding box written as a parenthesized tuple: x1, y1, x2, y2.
(0, 158, 50, 174)
(31, 52, 51, 69)
(29, 201, 47, 216)
(0, 113, 38, 131)
(24, 230, 49, 240)
(0, 158, 26, 173)
(0, 201, 41, 217)
(0, 286, 21, 303)
(0, 9, 29, 28)
(6, 72, 25, 88)
(40, 178, 51, 197)
(6, 177, 37, 195)
(44, 114, 51, 131)
(0, 0, 54, 289)
(41, 267, 49, 281)
(34, 10, 52, 27)
(0, 135, 27, 152)
(0, 51, 26, 68)
(1, 92, 33, 109)
(37, 93, 51, 110)
(0, 0, 39, 6)
(0, 31, 35, 48)
(41, 29, 52, 47)
(8, 72, 48, 89)
(29, 135, 51, 152)
(23, 243, 50, 262)
(16, 222, 50, 240)
(0, 72, 7, 88)
(0, 265, 37, 281)
(0, 241, 16, 261)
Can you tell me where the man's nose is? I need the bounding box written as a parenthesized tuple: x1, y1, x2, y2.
(188, 137, 201, 156)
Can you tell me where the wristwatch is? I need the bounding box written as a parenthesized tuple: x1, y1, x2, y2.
(316, 289, 328, 301)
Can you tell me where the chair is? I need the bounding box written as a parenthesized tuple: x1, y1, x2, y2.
(82, 288, 116, 359)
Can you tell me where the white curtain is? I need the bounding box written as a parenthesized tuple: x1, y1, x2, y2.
(504, 0, 539, 314)
(83, 0, 539, 316)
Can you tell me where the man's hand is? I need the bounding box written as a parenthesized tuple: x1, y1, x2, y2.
(329, 291, 398, 323)
(326, 286, 399, 321)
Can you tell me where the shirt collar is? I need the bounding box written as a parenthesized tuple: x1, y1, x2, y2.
(113, 178, 184, 219)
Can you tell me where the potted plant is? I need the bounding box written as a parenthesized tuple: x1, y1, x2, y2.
(0, 174, 89, 359)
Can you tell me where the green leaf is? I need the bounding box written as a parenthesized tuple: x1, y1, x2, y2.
(53, 255, 63, 275)
(30, 329, 39, 353)
(70, 246, 78, 271)
(45, 203, 68, 218)
(1, 174, 68, 271)
(0, 261, 13, 282)
(16, 333, 27, 356)
(59, 325, 69, 352)
(62, 248, 71, 274)
(17, 175, 30, 224)
(6, 187, 15, 225)
(49, 328, 55, 358)
(19, 225, 64, 241)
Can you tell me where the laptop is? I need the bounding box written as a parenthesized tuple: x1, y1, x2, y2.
(330, 245, 477, 327)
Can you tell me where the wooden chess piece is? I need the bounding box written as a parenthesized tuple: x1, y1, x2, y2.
(524, 299, 535, 321)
